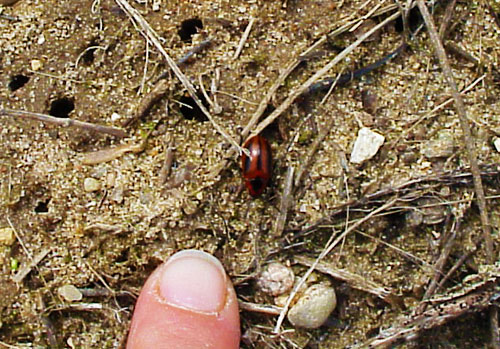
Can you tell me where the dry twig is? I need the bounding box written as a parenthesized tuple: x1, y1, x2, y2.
(438, 0, 457, 39)
(355, 263, 500, 348)
(238, 300, 282, 316)
(158, 146, 174, 184)
(0, 109, 127, 138)
(233, 17, 255, 60)
(178, 38, 212, 65)
(12, 248, 51, 284)
(294, 117, 336, 187)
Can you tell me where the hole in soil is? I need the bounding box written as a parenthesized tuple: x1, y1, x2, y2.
(81, 39, 99, 65)
(34, 199, 50, 213)
(9, 74, 30, 92)
(49, 97, 75, 118)
(394, 6, 423, 33)
(178, 18, 203, 42)
(179, 94, 208, 121)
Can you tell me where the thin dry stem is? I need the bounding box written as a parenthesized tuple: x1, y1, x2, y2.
(122, 78, 169, 127)
(294, 116, 336, 187)
(356, 267, 500, 347)
(12, 248, 51, 284)
(238, 300, 282, 316)
(81, 141, 146, 165)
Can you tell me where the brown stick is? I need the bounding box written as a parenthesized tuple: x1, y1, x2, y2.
(416, 1, 498, 346)
(0, 109, 127, 138)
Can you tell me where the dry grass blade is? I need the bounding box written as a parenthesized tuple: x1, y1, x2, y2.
(295, 256, 403, 307)
(247, 11, 401, 142)
(114, 0, 243, 154)
(416, 1, 498, 346)
(233, 17, 255, 60)
(81, 141, 147, 165)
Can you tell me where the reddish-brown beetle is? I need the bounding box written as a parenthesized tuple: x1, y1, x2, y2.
(241, 135, 272, 197)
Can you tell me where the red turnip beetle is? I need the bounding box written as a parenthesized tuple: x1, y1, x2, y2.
(241, 135, 272, 197)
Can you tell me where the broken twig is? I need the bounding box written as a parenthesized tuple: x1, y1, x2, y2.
(0, 109, 127, 138)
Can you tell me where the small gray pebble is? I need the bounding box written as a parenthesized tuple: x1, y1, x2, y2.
(257, 262, 294, 296)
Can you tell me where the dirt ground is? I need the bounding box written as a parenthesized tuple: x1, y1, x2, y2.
(0, 0, 499, 348)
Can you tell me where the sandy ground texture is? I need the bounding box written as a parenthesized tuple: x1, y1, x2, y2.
(1, 0, 500, 347)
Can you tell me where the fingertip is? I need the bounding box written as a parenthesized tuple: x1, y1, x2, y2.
(127, 250, 240, 349)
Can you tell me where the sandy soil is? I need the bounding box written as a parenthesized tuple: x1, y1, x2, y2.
(0, 0, 499, 347)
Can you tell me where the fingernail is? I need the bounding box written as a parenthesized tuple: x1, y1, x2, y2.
(158, 250, 227, 313)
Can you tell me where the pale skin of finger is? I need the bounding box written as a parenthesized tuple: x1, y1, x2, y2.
(126, 261, 241, 349)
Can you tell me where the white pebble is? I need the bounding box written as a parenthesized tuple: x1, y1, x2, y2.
(494, 137, 500, 153)
(0, 227, 15, 245)
(31, 59, 43, 71)
(58, 285, 83, 302)
(350, 127, 385, 164)
(84, 178, 101, 192)
(287, 283, 336, 329)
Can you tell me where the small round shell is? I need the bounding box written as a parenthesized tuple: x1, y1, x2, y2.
(287, 283, 336, 329)
(257, 262, 294, 296)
